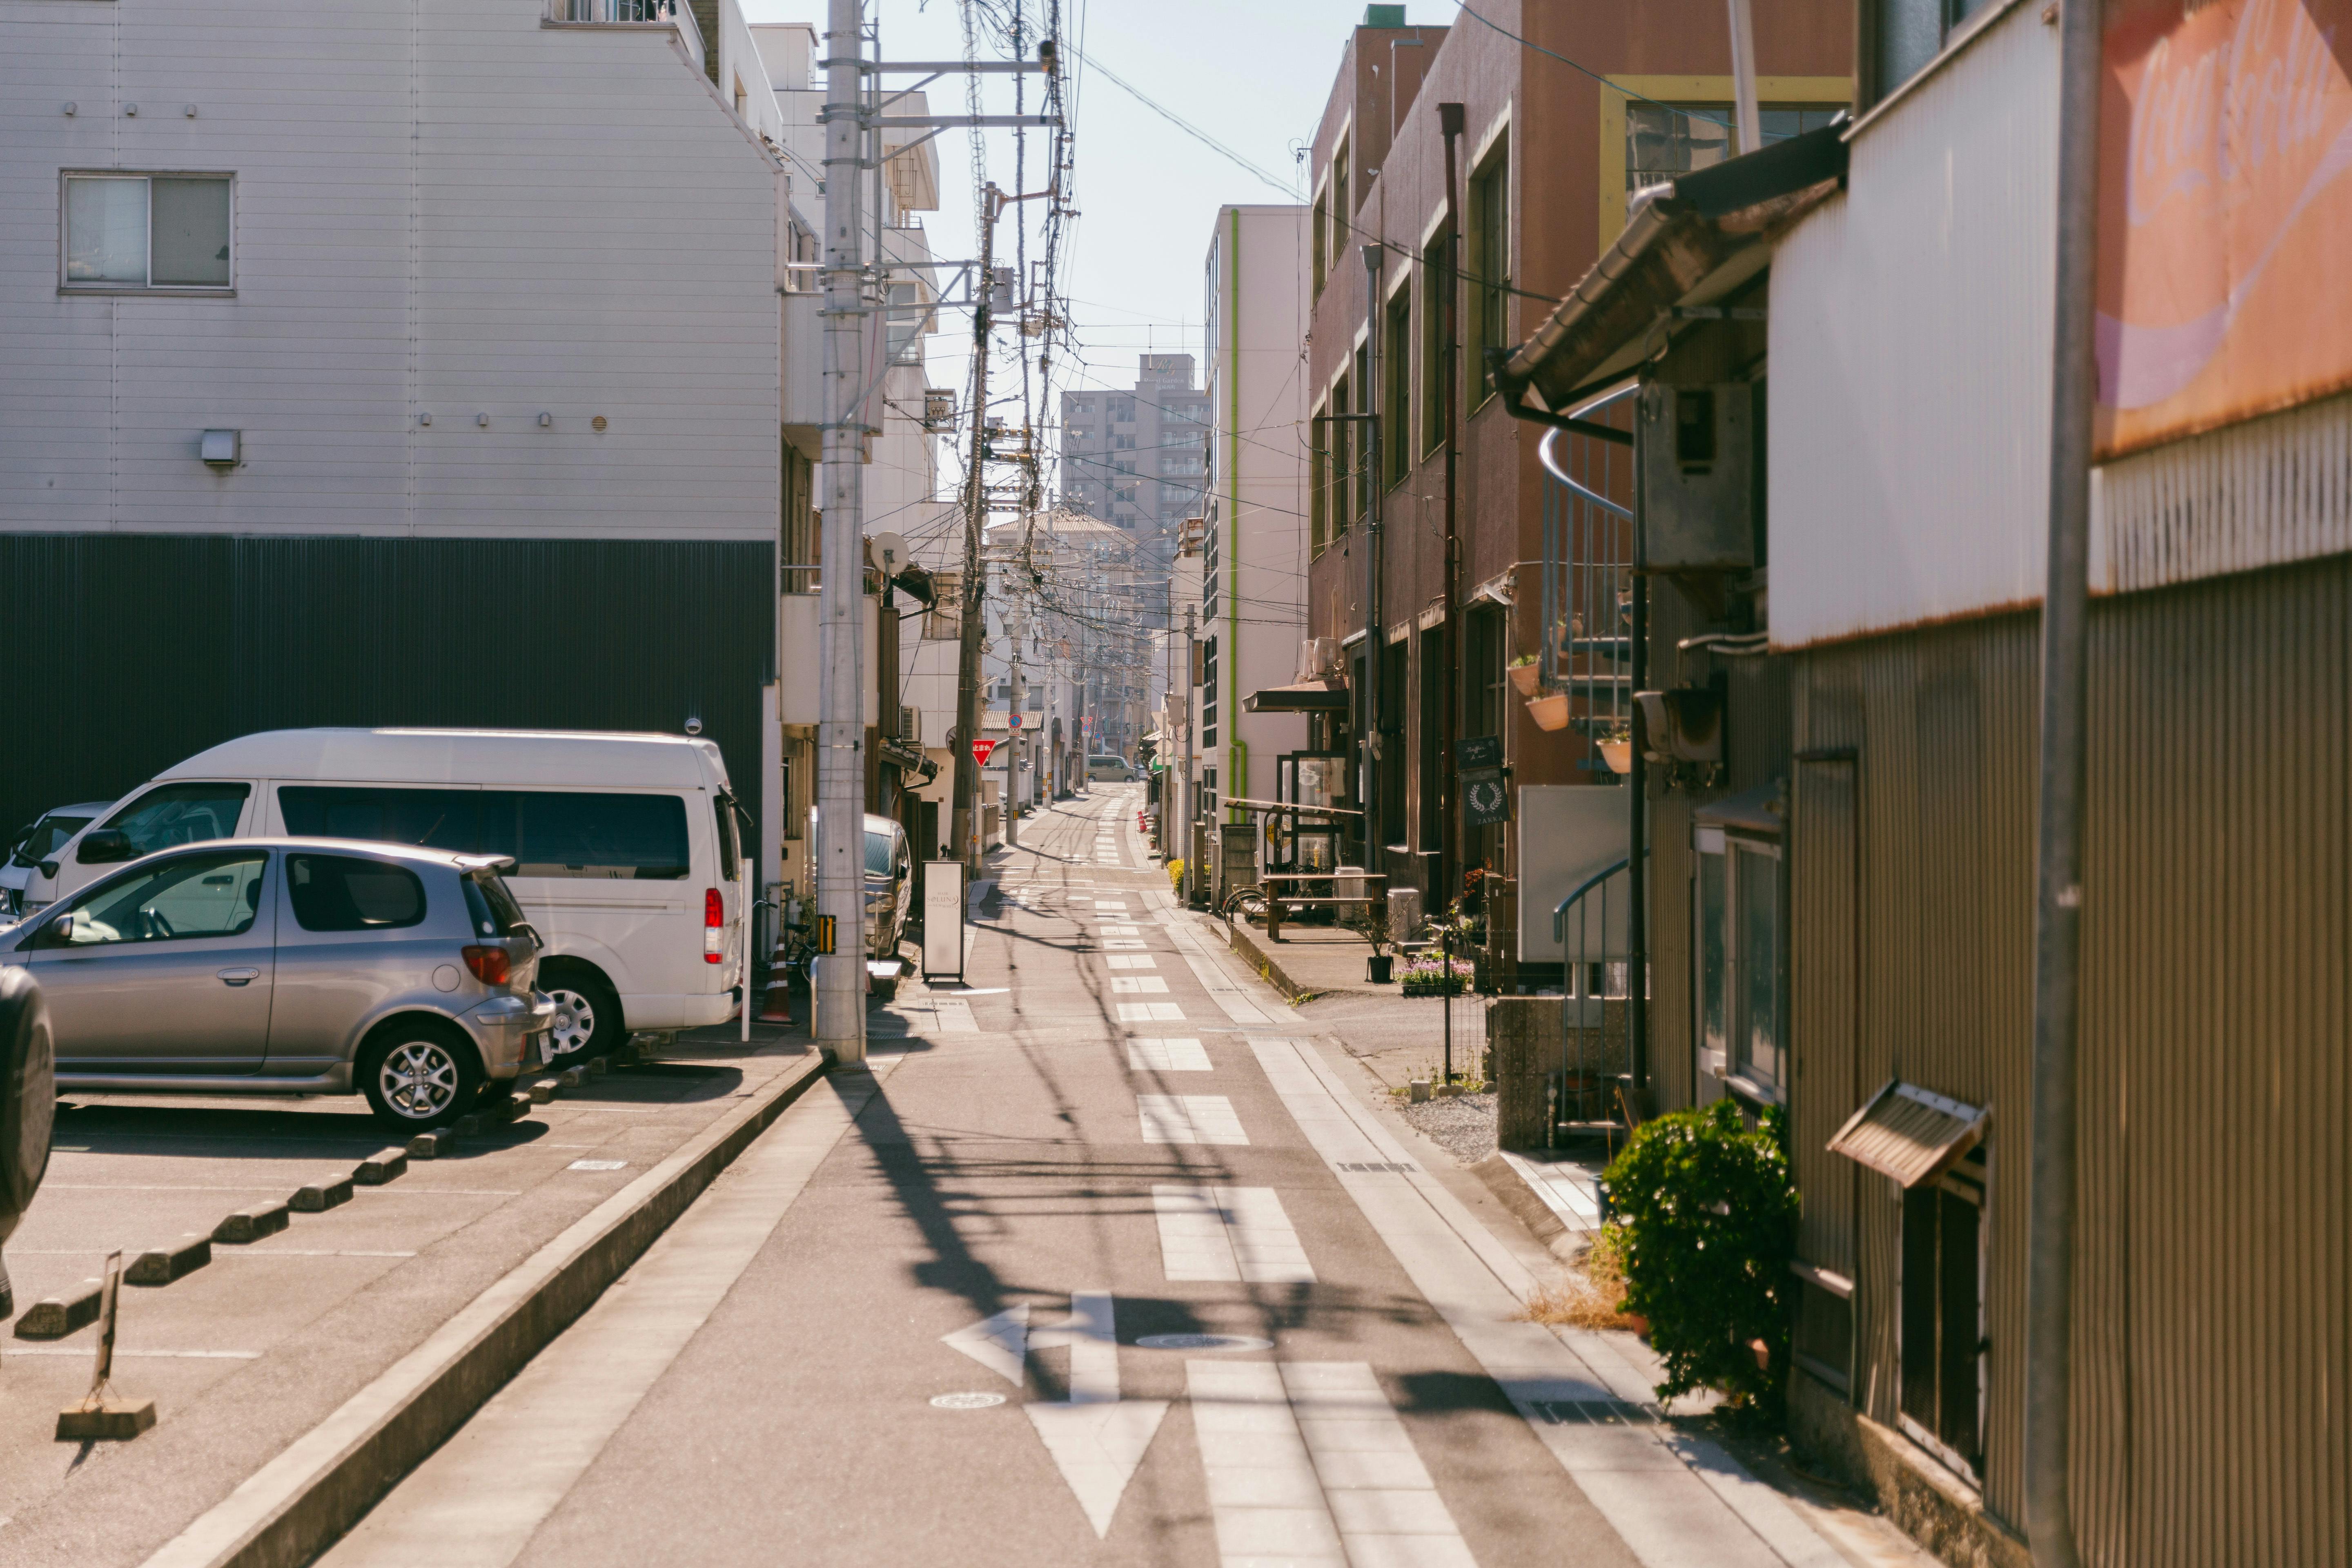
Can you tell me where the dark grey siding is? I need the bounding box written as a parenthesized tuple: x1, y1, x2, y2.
(0, 535, 775, 859)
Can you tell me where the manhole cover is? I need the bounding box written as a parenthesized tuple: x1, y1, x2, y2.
(929, 1392, 1008, 1410)
(1136, 1334, 1273, 1352)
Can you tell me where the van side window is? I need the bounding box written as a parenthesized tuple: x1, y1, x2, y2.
(101, 783, 251, 857)
(279, 786, 479, 851)
(276, 785, 690, 880)
(287, 854, 427, 932)
(486, 792, 691, 880)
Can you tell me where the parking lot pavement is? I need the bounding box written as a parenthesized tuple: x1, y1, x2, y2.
(0, 1025, 817, 1568)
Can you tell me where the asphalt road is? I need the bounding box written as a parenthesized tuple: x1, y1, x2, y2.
(293, 790, 1925, 1568)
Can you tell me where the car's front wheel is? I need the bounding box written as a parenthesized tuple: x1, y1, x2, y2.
(359, 1026, 483, 1130)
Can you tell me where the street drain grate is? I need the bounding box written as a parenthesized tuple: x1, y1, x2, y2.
(1334, 1161, 1417, 1174)
(1529, 1399, 1666, 1426)
(930, 1392, 1008, 1410)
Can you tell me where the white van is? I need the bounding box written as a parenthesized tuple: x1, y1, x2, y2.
(23, 729, 746, 1062)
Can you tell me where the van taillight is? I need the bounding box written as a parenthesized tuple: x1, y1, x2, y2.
(462, 945, 511, 985)
(704, 888, 725, 964)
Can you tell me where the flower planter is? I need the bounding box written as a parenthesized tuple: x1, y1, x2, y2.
(1526, 692, 1571, 731)
(1598, 737, 1634, 773)
(1508, 662, 1543, 697)
(1366, 953, 1394, 984)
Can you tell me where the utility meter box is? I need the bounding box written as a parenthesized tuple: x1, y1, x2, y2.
(1637, 382, 1754, 573)
(1217, 823, 1259, 907)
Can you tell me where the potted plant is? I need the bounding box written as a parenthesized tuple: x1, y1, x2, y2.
(1365, 901, 1394, 984)
(1597, 725, 1634, 774)
(1526, 689, 1571, 731)
(1508, 654, 1543, 697)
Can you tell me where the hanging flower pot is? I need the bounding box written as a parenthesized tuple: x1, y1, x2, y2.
(1526, 692, 1571, 731)
(1598, 733, 1634, 774)
(1508, 658, 1543, 697)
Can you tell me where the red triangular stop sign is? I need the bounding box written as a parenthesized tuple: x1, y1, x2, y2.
(971, 738, 1000, 766)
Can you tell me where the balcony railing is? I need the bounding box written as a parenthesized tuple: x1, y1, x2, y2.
(1537, 385, 1637, 772)
(544, 0, 705, 74)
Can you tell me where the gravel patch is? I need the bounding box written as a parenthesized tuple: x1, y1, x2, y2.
(1393, 1090, 1498, 1165)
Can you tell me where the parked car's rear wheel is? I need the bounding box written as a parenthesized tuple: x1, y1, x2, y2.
(539, 962, 621, 1068)
(359, 1026, 483, 1130)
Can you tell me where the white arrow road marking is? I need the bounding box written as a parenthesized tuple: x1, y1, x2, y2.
(941, 1303, 1029, 1386)
(939, 1292, 1168, 1540)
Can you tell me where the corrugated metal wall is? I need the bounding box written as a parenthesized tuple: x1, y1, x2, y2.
(0, 534, 776, 860)
(1780, 554, 2351, 1563)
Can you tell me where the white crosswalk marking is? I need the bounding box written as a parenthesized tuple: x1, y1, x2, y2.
(1105, 955, 1157, 970)
(1283, 1363, 1475, 1566)
(1099, 924, 1140, 934)
(1188, 1360, 1346, 1566)
(1138, 1094, 1248, 1145)
(1103, 939, 1148, 950)
(1127, 1038, 1212, 1071)
(1151, 1185, 1315, 1283)
(1109, 976, 1169, 993)
(1117, 1002, 1185, 1022)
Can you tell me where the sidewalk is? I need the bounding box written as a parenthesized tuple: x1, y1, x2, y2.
(0, 1023, 823, 1568)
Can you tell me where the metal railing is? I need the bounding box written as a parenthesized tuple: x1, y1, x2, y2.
(1538, 388, 1637, 772)
(1552, 853, 1637, 1143)
(545, 0, 706, 73)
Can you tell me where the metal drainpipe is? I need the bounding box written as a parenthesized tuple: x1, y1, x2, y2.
(2024, 0, 2100, 1559)
(1360, 240, 1385, 881)
(1626, 393, 1649, 1093)
(1439, 101, 1464, 913)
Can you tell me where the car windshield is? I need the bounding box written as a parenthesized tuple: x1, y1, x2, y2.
(11, 815, 92, 867)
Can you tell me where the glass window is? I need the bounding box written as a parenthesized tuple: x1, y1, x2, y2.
(56, 851, 266, 946)
(1626, 104, 1846, 197)
(278, 786, 480, 851)
(102, 782, 251, 858)
(64, 175, 232, 290)
(287, 853, 427, 932)
(864, 829, 893, 877)
(1467, 146, 1509, 406)
(487, 792, 693, 881)
(1697, 838, 1728, 1068)
(1735, 842, 1782, 1087)
(463, 871, 530, 937)
(13, 815, 94, 868)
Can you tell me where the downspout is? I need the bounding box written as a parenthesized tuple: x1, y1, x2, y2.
(1361, 240, 1385, 870)
(2024, 0, 2100, 1561)
(1227, 207, 1247, 813)
(1439, 102, 1464, 905)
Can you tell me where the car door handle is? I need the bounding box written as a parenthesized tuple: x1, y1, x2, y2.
(218, 967, 262, 986)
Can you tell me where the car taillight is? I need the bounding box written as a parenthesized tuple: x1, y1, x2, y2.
(704, 887, 725, 964)
(462, 945, 511, 985)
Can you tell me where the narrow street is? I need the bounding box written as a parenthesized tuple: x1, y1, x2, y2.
(263, 790, 1911, 1568)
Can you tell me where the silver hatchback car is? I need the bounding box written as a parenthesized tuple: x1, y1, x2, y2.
(0, 838, 555, 1130)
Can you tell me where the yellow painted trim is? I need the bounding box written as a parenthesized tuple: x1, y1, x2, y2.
(1597, 75, 1852, 243)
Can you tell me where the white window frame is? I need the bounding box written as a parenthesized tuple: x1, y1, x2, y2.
(59, 170, 237, 295)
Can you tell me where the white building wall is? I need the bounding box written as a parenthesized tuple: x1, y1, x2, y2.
(1766, 2, 2058, 647)
(1205, 204, 1311, 803)
(0, 0, 783, 541)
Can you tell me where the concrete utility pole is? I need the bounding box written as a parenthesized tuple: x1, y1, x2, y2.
(815, 0, 869, 1065)
(950, 185, 1003, 874)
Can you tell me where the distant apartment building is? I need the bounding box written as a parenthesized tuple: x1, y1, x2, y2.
(1057, 354, 1210, 545)
(1196, 205, 1312, 816)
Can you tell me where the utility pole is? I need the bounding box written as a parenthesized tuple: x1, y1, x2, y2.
(815, 0, 869, 1065)
(950, 185, 1002, 874)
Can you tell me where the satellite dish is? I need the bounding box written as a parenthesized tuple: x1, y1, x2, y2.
(869, 532, 909, 575)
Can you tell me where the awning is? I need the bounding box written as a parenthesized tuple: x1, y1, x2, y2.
(1244, 679, 1349, 714)
(1826, 1080, 1989, 1188)
(1494, 122, 1849, 414)
(1692, 778, 1784, 835)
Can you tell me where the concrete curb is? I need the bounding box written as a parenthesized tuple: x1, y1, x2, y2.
(140, 1049, 831, 1568)
(1214, 915, 1318, 1004)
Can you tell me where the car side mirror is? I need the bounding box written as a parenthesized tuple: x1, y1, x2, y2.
(25, 911, 76, 950)
(76, 830, 136, 865)
(36, 860, 58, 880)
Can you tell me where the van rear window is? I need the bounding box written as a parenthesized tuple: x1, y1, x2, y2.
(280, 786, 690, 880)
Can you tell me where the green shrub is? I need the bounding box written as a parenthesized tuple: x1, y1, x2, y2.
(1601, 1098, 1796, 1418)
